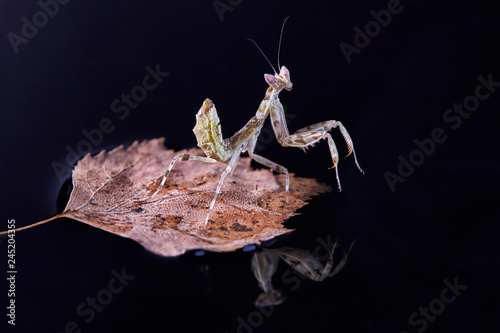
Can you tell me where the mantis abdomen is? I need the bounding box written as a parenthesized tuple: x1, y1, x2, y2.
(193, 98, 232, 162)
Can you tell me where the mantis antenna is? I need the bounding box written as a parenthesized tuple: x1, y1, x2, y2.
(247, 38, 277, 74)
(247, 16, 290, 74)
(277, 16, 290, 70)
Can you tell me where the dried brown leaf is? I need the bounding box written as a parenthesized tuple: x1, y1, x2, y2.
(48, 138, 331, 256)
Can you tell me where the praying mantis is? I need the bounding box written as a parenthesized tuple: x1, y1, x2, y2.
(153, 18, 364, 228)
(251, 238, 356, 307)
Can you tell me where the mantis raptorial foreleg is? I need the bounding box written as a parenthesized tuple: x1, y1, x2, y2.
(251, 238, 357, 306)
(272, 238, 357, 281)
(270, 105, 364, 191)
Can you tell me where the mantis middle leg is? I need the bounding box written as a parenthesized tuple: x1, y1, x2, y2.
(153, 149, 243, 228)
(152, 153, 218, 197)
(246, 136, 290, 192)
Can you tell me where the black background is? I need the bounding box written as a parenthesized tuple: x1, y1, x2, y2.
(1, 0, 499, 332)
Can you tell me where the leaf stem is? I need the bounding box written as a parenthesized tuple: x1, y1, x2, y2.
(0, 214, 64, 235)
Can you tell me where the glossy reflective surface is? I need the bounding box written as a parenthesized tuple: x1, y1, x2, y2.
(1, 0, 499, 332)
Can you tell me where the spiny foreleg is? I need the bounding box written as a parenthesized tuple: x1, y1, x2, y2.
(272, 238, 357, 282)
(278, 118, 364, 191)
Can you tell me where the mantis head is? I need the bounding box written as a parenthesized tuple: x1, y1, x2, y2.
(265, 66, 292, 91)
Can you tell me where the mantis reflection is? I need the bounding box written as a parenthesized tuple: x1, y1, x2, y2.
(251, 238, 356, 307)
